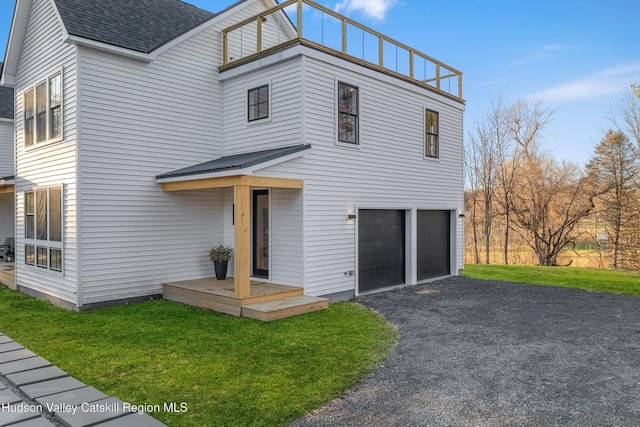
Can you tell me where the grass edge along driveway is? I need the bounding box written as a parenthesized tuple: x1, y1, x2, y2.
(463, 263, 640, 296)
(0, 286, 397, 427)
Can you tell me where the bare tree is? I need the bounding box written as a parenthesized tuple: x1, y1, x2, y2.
(586, 130, 640, 269)
(615, 83, 640, 156)
(509, 155, 596, 266)
(466, 108, 502, 264)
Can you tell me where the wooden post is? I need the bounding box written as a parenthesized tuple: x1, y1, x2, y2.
(257, 16, 263, 53)
(297, 0, 303, 38)
(223, 31, 228, 65)
(234, 184, 251, 298)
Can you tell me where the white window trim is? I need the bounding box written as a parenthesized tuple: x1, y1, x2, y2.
(246, 79, 273, 125)
(23, 185, 64, 274)
(22, 68, 64, 151)
(423, 106, 440, 161)
(335, 78, 361, 149)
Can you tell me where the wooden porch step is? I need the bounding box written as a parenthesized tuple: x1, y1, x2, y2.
(241, 295, 329, 322)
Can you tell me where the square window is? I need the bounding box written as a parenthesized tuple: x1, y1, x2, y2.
(50, 248, 62, 272)
(248, 85, 269, 121)
(25, 245, 35, 265)
(36, 246, 48, 268)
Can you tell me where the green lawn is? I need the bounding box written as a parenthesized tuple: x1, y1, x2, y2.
(0, 287, 397, 426)
(463, 264, 640, 296)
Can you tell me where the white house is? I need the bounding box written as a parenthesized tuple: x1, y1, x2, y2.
(0, 0, 465, 319)
(0, 73, 14, 257)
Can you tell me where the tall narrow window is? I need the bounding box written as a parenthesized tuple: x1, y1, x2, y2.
(24, 89, 35, 147)
(425, 109, 439, 158)
(24, 187, 63, 272)
(49, 73, 61, 139)
(35, 82, 47, 143)
(49, 187, 62, 242)
(36, 189, 48, 240)
(248, 85, 269, 121)
(338, 82, 358, 144)
(25, 191, 35, 239)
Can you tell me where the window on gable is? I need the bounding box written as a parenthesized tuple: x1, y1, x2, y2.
(338, 82, 358, 144)
(24, 187, 63, 272)
(248, 85, 269, 121)
(425, 109, 439, 158)
(23, 71, 62, 147)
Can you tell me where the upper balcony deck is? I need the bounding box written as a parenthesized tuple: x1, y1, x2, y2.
(221, 0, 463, 103)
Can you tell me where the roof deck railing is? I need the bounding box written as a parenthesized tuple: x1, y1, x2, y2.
(221, 0, 463, 101)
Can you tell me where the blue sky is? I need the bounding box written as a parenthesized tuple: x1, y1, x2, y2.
(1, 0, 639, 165)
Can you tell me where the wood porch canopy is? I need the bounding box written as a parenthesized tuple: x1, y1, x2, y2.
(155, 144, 310, 299)
(0, 176, 15, 194)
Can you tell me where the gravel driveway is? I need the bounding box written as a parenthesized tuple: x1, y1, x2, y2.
(291, 276, 640, 426)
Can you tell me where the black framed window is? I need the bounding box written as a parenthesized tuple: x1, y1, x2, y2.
(338, 82, 358, 144)
(248, 85, 269, 121)
(425, 109, 439, 158)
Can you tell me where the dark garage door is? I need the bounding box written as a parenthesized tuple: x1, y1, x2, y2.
(358, 209, 405, 293)
(417, 210, 450, 281)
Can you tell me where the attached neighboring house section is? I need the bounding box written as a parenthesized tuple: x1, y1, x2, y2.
(0, 0, 465, 318)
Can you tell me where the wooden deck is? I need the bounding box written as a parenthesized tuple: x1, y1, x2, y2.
(163, 278, 329, 321)
(0, 261, 15, 290)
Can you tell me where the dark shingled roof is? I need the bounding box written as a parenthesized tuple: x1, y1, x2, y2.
(53, 0, 222, 53)
(0, 63, 14, 119)
(157, 144, 311, 180)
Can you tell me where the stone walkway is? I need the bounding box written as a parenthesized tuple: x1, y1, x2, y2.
(0, 333, 166, 427)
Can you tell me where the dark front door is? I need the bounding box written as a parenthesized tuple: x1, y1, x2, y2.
(252, 190, 269, 278)
(417, 210, 450, 281)
(358, 209, 406, 293)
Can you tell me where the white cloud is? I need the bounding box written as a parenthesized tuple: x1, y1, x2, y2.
(334, 0, 396, 21)
(527, 63, 640, 103)
(511, 44, 567, 66)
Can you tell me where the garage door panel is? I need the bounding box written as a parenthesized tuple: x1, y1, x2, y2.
(358, 210, 405, 293)
(417, 210, 450, 280)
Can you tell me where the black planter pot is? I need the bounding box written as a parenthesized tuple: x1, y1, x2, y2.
(214, 260, 229, 280)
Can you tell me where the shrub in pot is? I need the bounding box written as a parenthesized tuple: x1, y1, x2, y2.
(209, 243, 234, 280)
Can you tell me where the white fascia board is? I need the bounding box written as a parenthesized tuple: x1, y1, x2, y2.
(1, 0, 33, 87)
(296, 45, 466, 111)
(218, 46, 303, 81)
(156, 146, 309, 184)
(65, 36, 155, 62)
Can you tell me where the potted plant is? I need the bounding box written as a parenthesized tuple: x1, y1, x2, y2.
(208, 243, 234, 280)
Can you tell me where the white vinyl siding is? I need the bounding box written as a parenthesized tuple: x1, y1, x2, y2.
(14, 0, 77, 304)
(222, 57, 303, 155)
(270, 188, 303, 286)
(77, 23, 230, 304)
(251, 51, 464, 296)
(0, 193, 14, 244)
(0, 120, 13, 177)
